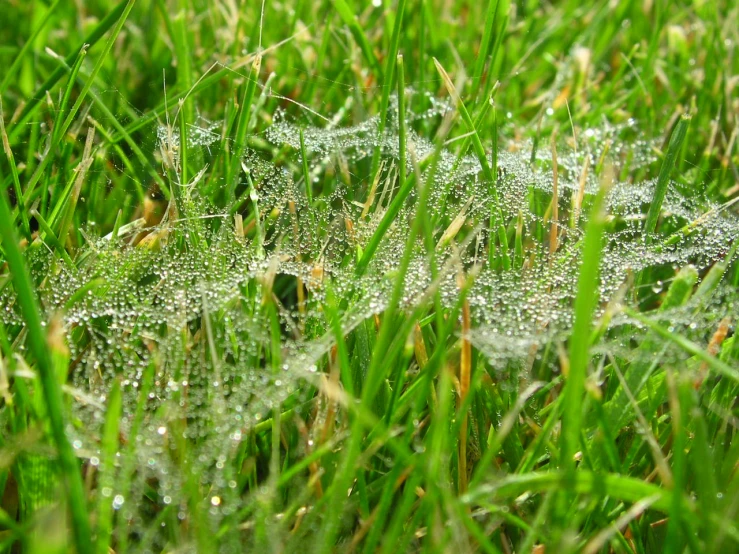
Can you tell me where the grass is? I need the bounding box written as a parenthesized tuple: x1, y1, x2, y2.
(1, 0, 739, 553)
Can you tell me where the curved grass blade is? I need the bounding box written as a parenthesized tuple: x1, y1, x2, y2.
(624, 308, 739, 382)
(332, 0, 381, 79)
(463, 470, 692, 515)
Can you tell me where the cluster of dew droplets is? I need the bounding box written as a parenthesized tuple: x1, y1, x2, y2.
(1, 90, 738, 546)
(267, 94, 738, 364)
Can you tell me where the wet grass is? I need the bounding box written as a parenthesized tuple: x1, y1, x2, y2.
(1, 1, 739, 553)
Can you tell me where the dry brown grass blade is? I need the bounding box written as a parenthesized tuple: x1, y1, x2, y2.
(695, 317, 731, 388)
(361, 159, 385, 219)
(438, 196, 474, 250)
(295, 415, 324, 499)
(572, 154, 590, 228)
(414, 323, 429, 369)
(457, 270, 471, 494)
(548, 129, 559, 258)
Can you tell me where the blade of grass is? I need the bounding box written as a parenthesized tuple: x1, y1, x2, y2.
(299, 128, 313, 203)
(561, 167, 612, 481)
(332, 0, 382, 79)
(623, 308, 739, 382)
(470, 0, 501, 97)
(28, 208, 74, 267)
(50, 44, 89, 149)
(604, 265, 698, 431)
(644, 114, 690, 243)
(229, 55, 261, 199)
(434, 57, 510, 268)
(56, 127, 95, 249)
(58, 0, 137, 141)
(0, 175, 92, 554)
(172, 0, 194, 128)
(178, 98, 189, 185)
(664, 370, 690, 553)
(463, 470, 691, 515)
(397, 55, 407, 194)
(369, 0, 407, 178)
(95, 379, 122, 554)
(9, 1, 142, 226)
(320, 114, 438, 553)
(355, 167, 424, 276)
(0, 97, 31, 240)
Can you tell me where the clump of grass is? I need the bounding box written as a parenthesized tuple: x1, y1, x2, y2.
(1, 1, 739, 553)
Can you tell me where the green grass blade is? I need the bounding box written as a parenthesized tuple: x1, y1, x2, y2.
(229, 55, 261, 199)
(463, 470, 690, 515)
(396, 54, 407, 194)
(0, 97, 31, 240)
(370, 0, 407, 177)
(58, 0, 138, 140)
(644, 114, 690, 242)
(332, 0, 381, 78)
(561, 170, 611, 478)
(0, 177, 93, 554)
(95, 379, 122, 554)
(51, 44, 89, 148)
(433, 57, 509, 268)
(28, 208, 74, 266)
(470, 0, 501, 96)
(624, 308, 739, 382)
(299, 128, 312, 203)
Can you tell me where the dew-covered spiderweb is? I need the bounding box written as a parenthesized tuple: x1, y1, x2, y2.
(2, 87, 738, 549)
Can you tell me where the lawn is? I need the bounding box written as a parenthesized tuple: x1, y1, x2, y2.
(1, 0, 738, 552)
